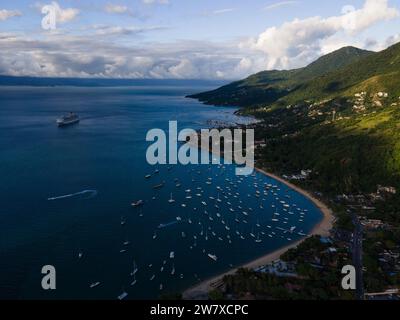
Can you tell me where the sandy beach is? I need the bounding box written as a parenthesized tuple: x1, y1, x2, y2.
(183, 166, 334, 300)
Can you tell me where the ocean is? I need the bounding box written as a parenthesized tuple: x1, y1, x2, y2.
(0, 82, 322, 299)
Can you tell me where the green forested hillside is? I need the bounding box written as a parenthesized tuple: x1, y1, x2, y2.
(188, 46, 373, 107)
(190, 42, 400, 194)
(195, 42, 400, 299)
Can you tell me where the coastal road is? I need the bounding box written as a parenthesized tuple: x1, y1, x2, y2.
(351, 213, 364, 300)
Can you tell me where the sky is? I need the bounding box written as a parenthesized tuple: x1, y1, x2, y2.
(0, 0, 399, 79)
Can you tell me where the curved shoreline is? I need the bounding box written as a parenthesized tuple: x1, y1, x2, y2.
(183, 167, 334, 300)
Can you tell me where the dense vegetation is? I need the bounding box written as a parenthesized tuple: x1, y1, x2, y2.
(218, 237, 353, 300)
(188, 46, 373, 107)
(190, 42, 400, 299)
(191, 42, 400, 194)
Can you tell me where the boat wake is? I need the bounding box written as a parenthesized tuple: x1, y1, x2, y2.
(47, 190, 98, 201)
(157, 221, 181, 229)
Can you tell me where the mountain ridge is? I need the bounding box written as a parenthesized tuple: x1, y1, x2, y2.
(188, 45, 400, 108)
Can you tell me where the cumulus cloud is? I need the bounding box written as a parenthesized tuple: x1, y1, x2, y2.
(0, 0, 399, 80)
(38, 2, 79, 23)
(250, 0, 399, 69)
(0, 9, 22, 21)
(0, 32, 261, 79)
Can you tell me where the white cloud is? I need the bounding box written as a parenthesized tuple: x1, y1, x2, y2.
(105, 4, 130, 14)
(92, 25, 167, 36)
(263, 1, 299, 11)
(40, 2, 79, 23)
(0, 32, 260, 79)
(202, 8, 237, 17)
(212, 8, 236, 15)
(0, 0, 399, 80)
(250, 0, 399, 69)
(385, 33, 400, 47)
(142, 0, 169, 5)
(0, 9, 22, 21)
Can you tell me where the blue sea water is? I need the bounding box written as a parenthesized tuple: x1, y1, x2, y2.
(0, 83, 322, 299)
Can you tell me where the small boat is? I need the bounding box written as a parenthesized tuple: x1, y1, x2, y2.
(176, 216, 182, 221)
(130, 274, 137, 286)
(120, 217, 126, 226)
(153, 231, 157, 240)
(131, 200, 144, 207)
(56, 112, 80, 127)
(117, 291, 128, 300)
(130, 261, 138, 276)
(171, 264, 175, 275)
(168, 193, 175, 204)
(90, 282, 101, 289)
(145, 174, 152, 179)
(208, 254, 218, 262)
(150, 275, 155, 281)
(153, 182, 165, 189)
(170, 251, 175, 259)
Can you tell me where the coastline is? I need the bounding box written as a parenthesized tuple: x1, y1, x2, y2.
(183, 165, 334, 300)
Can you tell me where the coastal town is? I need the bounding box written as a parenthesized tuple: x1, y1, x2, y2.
(184, 88, 400, 301)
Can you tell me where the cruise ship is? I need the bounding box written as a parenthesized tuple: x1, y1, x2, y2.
(56, 113, 80, 127)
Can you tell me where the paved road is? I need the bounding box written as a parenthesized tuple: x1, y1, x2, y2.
(351, 213, 364, 300)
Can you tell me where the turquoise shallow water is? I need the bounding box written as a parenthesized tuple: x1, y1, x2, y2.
(0, 83, 322, 299)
